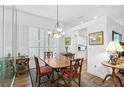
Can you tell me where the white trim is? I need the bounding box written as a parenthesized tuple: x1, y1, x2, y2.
(10, 73, 16, 87)
(2, 5, 4, 57)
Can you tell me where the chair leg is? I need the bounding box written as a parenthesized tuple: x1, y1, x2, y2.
(68, 78, 72, 87)
(37, 76, 40, 87)
(115, 75, 123, 87)
(47, 72, 54, 80)
(36, 71, 38, 82)
(51, 71, 54, 81)
(47, 74, 50, 79)
(62, 78, 68, 87)
(78, 76, 81, 87)
(58, 78, 59, 87)
(57, 74, 60, 87)
(36, 76, 37, 82)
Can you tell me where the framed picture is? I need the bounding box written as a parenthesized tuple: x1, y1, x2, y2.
(112, 31, 122, 41)
(89, 31, 104, 45)
(65, 37, 71, 45)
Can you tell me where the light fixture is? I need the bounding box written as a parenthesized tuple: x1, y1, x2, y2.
(48, 5, 65, 38)
(106, 41, 124, 65)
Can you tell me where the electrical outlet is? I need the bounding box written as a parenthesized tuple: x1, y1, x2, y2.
(94, 65, 96, 68)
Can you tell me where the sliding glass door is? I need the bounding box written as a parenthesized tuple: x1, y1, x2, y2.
(0, 5, 3, 87)
(29, 27, 39, 57)
(0, 5, 17, 87)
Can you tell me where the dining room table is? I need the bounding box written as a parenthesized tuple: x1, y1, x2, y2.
(40, 55, 71, 69)
(39, 55, 71, 86)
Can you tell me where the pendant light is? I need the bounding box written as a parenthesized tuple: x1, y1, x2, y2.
(48, 5, 65, 38)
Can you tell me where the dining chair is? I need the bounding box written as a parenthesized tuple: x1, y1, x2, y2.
(44, 52, 53, 59)
(59, 58, 83, 87)
(61, 53, 75, 59)
(16, 57, 30, 77)
(68, 53, 75, 59)
(34, 56, 53, 87)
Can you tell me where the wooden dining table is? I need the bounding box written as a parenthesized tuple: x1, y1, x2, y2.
(39, 56, 71, 86)
(40, 56, 71, 69)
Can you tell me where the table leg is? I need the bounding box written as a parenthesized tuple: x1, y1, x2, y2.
(112, 78, 117, 86)
(103, 74, 112, 82)
(103, 68, 123, 87)
(50, 68, 60, 86)
(55, 68, 61, 87)
(115, 75, 123, 87)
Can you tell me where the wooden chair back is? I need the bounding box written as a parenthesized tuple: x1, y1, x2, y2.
(34, 56, 40, 76)
(68, 54, 75, 59)
(61, 53, 75, 59)
(70, 58, 83, 76)
(44, 52, 53, 59)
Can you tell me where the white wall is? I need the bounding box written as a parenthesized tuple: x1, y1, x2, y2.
(66, 16, 124, 79)
(107, 16, 124, 41)
(17, 11, 55, 30)
(87, 16, 110, 78)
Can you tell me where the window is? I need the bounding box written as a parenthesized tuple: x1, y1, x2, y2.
(29, 27, 58, 57)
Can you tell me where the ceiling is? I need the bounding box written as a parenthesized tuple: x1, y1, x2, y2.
(17, 5, 124, 27)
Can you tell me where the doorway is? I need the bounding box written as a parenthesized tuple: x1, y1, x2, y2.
(74, 28, 88, 69)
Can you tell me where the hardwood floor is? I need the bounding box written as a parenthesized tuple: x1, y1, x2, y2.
(13, 60, 124, 87)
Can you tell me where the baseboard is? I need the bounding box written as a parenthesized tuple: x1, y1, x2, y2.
(10, 73, 16, 87)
